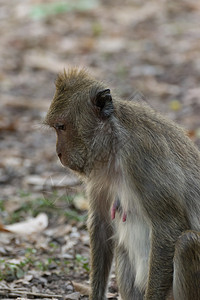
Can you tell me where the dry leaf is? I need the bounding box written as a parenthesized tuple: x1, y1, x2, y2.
(65, 292, 80, 300)
(72, 281, 90, 296)
(0, 222, 11, 232)
(5, 213, 48, 235)
(73, 195, 89, 211)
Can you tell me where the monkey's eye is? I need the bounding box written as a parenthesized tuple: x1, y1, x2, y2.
(55, 124, 66, 131)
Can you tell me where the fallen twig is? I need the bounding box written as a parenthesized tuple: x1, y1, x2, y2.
(0, 288, 63, 299)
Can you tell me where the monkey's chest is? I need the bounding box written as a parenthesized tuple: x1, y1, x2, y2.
(115, 211, 150, 291)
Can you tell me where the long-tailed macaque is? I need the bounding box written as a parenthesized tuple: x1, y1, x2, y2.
(45, 68, 200, 300)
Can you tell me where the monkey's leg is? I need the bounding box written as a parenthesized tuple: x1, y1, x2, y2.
(87, 188, 114, 300)
(173, 230, 200, 300)
(115, 245, 144, 300)
(144, 227, 180, 300)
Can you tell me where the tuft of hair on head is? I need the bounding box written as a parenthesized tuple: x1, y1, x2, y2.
(55, 67, 93, 92)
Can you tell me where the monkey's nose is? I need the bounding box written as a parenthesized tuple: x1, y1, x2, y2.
(58, 153, 62, 159)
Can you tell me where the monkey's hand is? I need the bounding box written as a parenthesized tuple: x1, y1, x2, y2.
(111, 199, 127, 222)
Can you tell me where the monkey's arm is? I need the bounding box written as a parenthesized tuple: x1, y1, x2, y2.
(87, 187, 114, 300)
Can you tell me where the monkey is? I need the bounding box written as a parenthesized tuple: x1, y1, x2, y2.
(44, 68, 200, 300)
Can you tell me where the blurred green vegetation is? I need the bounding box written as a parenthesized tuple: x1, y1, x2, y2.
(30, 0, 99, 19)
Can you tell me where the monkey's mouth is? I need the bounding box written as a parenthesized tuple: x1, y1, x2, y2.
(68, 164, 85, 174)
(61, 159, 85, 174)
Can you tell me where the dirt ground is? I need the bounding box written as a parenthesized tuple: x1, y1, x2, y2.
(0, 0, 200, 299)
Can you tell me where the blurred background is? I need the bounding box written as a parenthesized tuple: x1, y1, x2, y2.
(0, 0, 200, 298)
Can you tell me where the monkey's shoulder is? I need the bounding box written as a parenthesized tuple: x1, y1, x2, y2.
(113, 99, 200, 163)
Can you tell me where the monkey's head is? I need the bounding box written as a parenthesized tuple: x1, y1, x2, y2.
(44, 68, 114, 176)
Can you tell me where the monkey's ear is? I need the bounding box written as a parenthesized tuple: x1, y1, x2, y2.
(91, 89, 114, 119)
